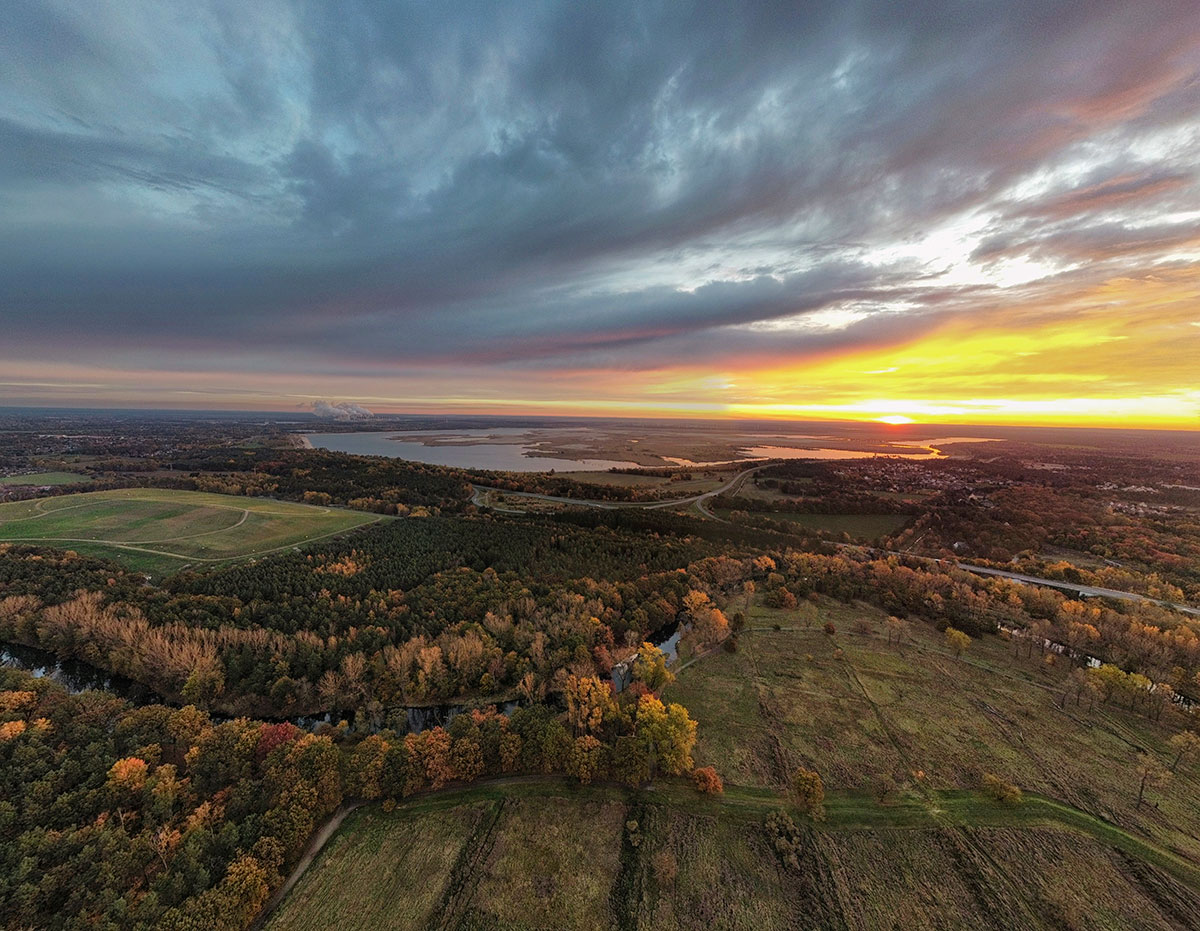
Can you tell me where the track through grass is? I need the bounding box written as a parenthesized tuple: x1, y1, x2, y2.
(0, 488, 380, 575)
(265, 777, 1200, 931)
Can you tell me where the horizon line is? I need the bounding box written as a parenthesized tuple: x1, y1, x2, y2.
(2, 402, 1198, 434)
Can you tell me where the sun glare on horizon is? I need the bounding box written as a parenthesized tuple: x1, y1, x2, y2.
(876, 415, 915, 425)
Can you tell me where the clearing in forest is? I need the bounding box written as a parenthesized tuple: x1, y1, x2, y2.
(265, 781, 1200, 931)
(0, 487, 379, 575)
(667, 597, 1200, 863)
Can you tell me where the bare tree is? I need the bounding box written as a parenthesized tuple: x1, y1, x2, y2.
(1134, 753, 1171, 809)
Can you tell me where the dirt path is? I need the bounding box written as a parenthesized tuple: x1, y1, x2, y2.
(251, 773, 1200, 931)
(252, 800, 366, 930)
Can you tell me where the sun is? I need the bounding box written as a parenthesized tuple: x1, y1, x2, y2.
(876, 415, 914, 425)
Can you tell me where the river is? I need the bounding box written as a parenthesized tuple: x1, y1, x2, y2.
(0, 640, 516, 734)
(1, 620, 682, 730)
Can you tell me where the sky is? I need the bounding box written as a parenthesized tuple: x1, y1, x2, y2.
(2, 0, 1199, 427)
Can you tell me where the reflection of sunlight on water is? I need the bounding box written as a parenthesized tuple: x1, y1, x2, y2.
(893, 437, 1001, 447)
(662, 455, 763, 467)
(741, 445, 939, 460)
(737, 436, 1003, 462)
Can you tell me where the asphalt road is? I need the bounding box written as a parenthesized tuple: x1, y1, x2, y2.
(472, 470, 1200, 617)
(954, 563, 1200, 617)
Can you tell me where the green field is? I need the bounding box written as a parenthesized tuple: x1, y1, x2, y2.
(0, 471, 92, 486)
(267, 792, 628, 931)
(0, 488, 380, 575)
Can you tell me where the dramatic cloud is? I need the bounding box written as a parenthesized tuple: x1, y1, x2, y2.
(1, 0, 1198, 424)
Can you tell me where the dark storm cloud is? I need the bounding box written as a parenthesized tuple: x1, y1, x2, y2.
(1, 0, 1198, 380)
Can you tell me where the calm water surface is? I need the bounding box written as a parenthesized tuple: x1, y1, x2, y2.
(307, 429, 639, 472)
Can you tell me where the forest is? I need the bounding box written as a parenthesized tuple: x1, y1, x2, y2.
(0, 663, 700, 931)
(0, 508, 744, 716)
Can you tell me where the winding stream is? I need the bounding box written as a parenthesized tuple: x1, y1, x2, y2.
(1, 619, 683, 729)
(0, 640, 516, 734)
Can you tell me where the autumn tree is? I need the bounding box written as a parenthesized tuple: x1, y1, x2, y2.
(945, 627, 971, 659)
(612, 735, 651, 786)
(692, 603, 730, 647)
(499, 730, 523, 773)
(791, 767, 825, 821)
(347, 735, 390, 798)
(450, 736, 484, 782)
(683, 589, 712, 616)
(691, 766, 723, 794)
(684, 589, 730, 647)
(632, 642, 674, 692)
(1151, 682, 1176, 721)
(742, 580, 756, 611)
(634, 694, 697, 777)
(1169, 730, 1200, 772)
(567, 735, 607, 784)
(108, 756, 149, 794)
(564, 674, 613, 736)
(405, 727, 455, 791)
(180, 654, 225, 705)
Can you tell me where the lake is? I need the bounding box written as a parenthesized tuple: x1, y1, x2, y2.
(306, 428, 640, 472)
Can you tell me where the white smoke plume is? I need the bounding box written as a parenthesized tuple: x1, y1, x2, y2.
(313, 400, 374, 421)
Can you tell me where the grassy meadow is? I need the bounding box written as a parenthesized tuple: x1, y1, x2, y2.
(266, 597, 1200, 930)
(0, 487, 379, 575)
(0, 471, 92, 485)
(667, 597, 1200, 862)
(267, 781, 1200, 931)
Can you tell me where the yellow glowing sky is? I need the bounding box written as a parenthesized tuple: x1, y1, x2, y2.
(6, 268, 1198, 430)
(710, 269, 1200, 427)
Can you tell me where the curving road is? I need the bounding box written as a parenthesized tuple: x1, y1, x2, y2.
(651, 464, 768, 521)
(838, 542, 1200, 616)
(954, 563, 1200, 617)
(472, 470, 1200, 616)
(470, 464, 769, 518)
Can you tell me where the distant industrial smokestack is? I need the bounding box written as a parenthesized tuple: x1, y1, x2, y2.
(313, 400, 374, 421)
